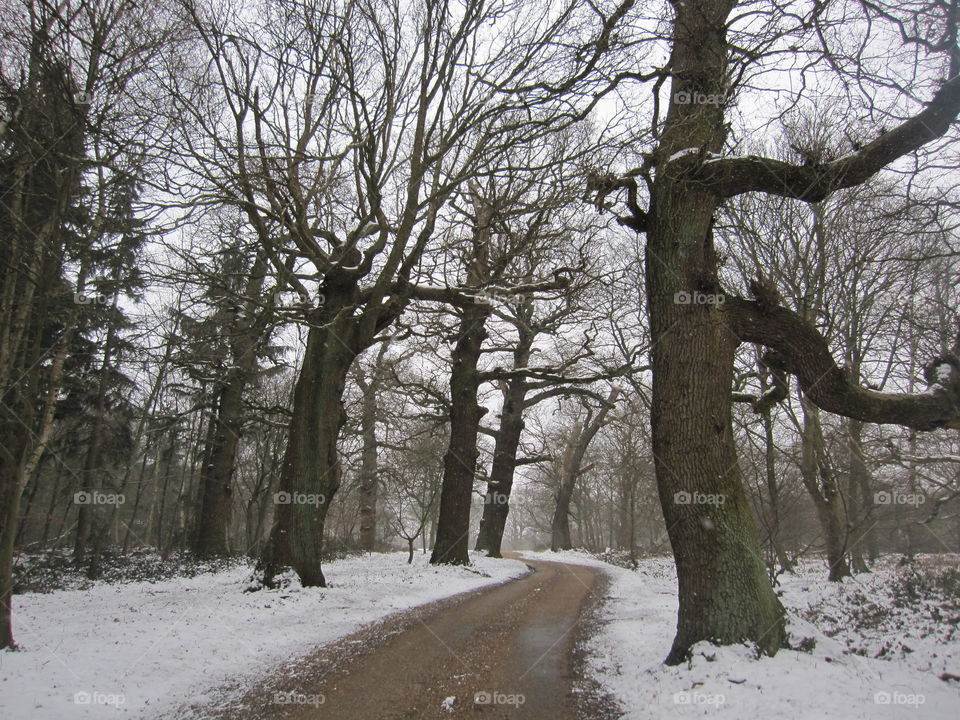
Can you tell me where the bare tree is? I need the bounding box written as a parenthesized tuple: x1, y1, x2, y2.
(353, 339, 392, 553)
(169, 0, 631, 586)
(598, 0, 960, 662)
(550, 388, 619, 550)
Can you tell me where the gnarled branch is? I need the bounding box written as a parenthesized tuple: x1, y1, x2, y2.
(698, 74, 960, 202)
(725, 297, 960, 431)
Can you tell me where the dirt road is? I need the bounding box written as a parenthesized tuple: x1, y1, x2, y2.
(196, 555, 614, 720)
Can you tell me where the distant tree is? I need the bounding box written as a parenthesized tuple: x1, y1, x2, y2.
(550, 388, 619, 550)
(353, 339, 392, 553)
(383, 421, 445, 563)
(164, 217, 284, 559)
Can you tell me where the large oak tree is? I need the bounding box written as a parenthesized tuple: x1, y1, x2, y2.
(602, 0, 960, 662)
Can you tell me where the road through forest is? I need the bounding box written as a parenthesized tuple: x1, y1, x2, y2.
(195, 555, 616, 720)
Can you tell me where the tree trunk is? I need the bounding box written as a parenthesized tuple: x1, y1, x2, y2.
(616, 472, 632, 550)
(0, 430, 30, 650)
(480, 361, 529, 558)
(474, 503, 490, 552)
(431, 195, 491, 567)
(430, 301, 489, 565)
(845, 418, 874, 571)
(641, 0, 787, 664)
(193, 379, 244, 557)
(550, 429, 579, 551)
(799, 397, 850, 581)
(261, 304, 355, 586)
(194, 255, 269, 558)
(358, 389, 379, 552)
(550, 390, 617, 552)
(40, 463, 67, 547)
(651, 295, 786, 662)
(762, 406, 793, 572)
(0, 304, 71, 647)
(75, 316, 120, 565)
(905, 428, 919, 555)
(357, 341, 390, 553)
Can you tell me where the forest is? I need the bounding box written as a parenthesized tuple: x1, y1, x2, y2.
(1, 0, 959, 717)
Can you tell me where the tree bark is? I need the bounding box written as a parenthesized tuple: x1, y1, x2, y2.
(550, 422, 580, 552)
(358, 385, 380, 552)
(430, 301, 489, 565)
(477, 338, 532, 557)
(260, 298, 356, 586)
(356, 341, 390, 553)
(431, 191, 492, 566)
(642, 0, 788, 664)
(0, 56, 85, 648)
(762, 405, 793, 572)
(192, 378, 244, 557)
(0, 335, 68, 648)
(75, 312, 120, 565)
(845, 418, 874, 572)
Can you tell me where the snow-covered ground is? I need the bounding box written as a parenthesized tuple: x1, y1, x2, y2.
(0, 551, 528, 719)
(525, 550, 960, 719)
(6, 547, 956, 719)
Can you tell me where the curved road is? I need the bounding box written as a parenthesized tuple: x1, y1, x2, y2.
(201, 555, 610, 720)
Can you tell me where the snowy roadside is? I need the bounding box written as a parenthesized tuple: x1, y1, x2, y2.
(0, 551, 528, 719)
(522, 550, 960, 719)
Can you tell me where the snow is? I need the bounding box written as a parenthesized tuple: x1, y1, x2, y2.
(7, 547, 956, 719)
(0, 551, 528, 719)
(665, 147, 700, 164)
(935, 363, 953, 385)
(522, 550, 960, 719)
